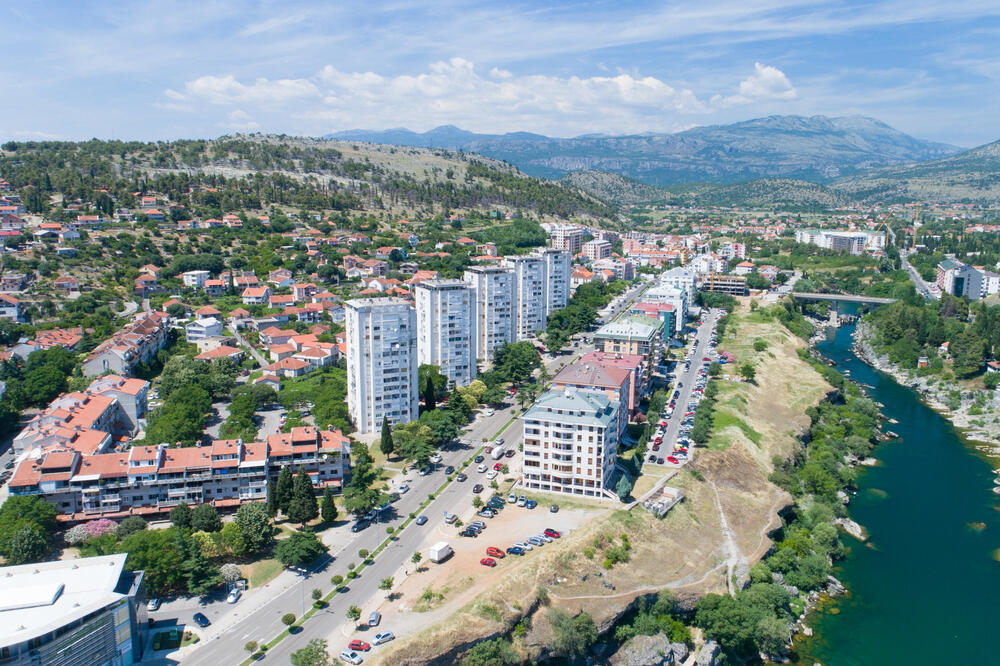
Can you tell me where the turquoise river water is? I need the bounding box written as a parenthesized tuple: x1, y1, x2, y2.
(794, 323, 1000, 664)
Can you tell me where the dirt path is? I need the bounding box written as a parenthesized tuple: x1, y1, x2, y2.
(710, 481, 748, 596)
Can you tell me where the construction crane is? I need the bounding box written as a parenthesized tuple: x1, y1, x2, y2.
(864, 221, 890, 253)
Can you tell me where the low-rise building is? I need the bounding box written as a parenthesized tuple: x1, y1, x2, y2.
(185, 317, 223, 341)
(82, 312, 170, 377)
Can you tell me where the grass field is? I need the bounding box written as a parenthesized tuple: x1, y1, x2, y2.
(244, 558, 284, 589)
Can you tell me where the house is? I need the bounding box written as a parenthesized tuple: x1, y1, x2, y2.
(204, 279, 227, 297)
(133, 273, 160, 298)
(242, 286, 272, 305)
(186, 318, 224, 341)
(292, 283, 318, 302)
(731, 261, 756, 276)
(34, 327, 85, 351)
(194, 305, 222, 318)
(268, 293, 295, 308)
(144, 209, 165, 222)
(0, 294, 26, 322)
(160, 298, 190, 317)
(262, 357, 311, 378)
(82, 312, 170, 377)
(194, 345, 244, 362)
(0, 273, 28, 292)
(182, 270, 211, 288)
(269, 344, 297, 362)
(259, 327, 297, 347)
(54, 275, 81, 294)
(455, 237, 477, 247)
(227, 308, 252, 328)
(234, 275, 260, 289)
(268, 269, 294, 288)
(254, 374, 282, 390)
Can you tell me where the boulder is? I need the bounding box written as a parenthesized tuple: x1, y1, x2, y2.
(608, 633, 675, 665)
(670, 642, 689, 662)
(696, 640, 721, 666)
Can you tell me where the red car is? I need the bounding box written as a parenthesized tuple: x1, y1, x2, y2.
(484, 446, 493, 454)
(667, 456, 679, 464)
(703, 357, 710, 361)
(481, 557, 497, 567)
(659, 420, 668, 427)
(493, 462, 503, 471)
(544, 528, 561, 538)
(486, 546, 506, 558)
(349, 640, 371, 651)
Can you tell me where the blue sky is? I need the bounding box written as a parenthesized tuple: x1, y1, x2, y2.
(3, 0, 1000, 147)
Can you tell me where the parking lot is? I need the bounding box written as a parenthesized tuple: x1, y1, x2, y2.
(643, 311, 719, 469)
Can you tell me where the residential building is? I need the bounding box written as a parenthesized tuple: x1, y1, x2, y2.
(659, 266, 696, 311)
(731, 261, 755, 275)
(981, 270, 1000, 298)
(0, 553, 147, 666)
(521, 389, 620, 499)
(937, 259, 984, 299)
(534, 248, 571, 317)
(185, 317, 223, 342)
(592, 315, 664, 381)
(181, 270, 211, 288)
(415, 279, 476, 387)
(0, 273, 28, 292)
(0, 294, 25, 322)
(550, 225, 584, 254)
(578, 350, 647, 413)
(552, 362, 632, 435)
(639, 284, 687, 334)
(7, 427, 350, 520)
(701, 273, 748, 296)
(463, 265, 516, 365)
(503, 255, 546, 341)
(242, 286, 272, 305)
(583, 239, 613, 261)
(82, 312, 169, 377)
(592, 257, 635, 281)
(346, 298, 418, 433)
(630, 302, 677, 335)
(794, 229, 882, 255)
(571, 267, 597, 292)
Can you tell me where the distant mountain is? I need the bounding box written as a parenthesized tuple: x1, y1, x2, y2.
(325, 115, 960, 186)
(558, 171, 667, 205)
(832, 139, 1000, 204)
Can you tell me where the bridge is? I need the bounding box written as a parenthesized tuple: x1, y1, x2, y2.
(790, 292, 898, 305)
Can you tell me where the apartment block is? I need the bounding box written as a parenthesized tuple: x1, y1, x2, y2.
(549, 225, 584, 254)
(659, 266, 696, 311)
(82, 311, 170, 377)
(552, 362, 632, 436)
(534, 248, 571, 317)
(521, 389, 620, 499)
(700, 273, 748, 296)
(346, 298, 418, 433)
(7, 427, 350, 520)
(592, 315, 664, 382)
(583, 239, 612, 261)
(463, 265, 515, 365)
(182, 269, 211, 288)
(415, 279, 476, 387)
(503, 255, 546, 341)
(936, 259, 983, 299)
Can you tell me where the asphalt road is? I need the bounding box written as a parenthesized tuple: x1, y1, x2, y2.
(182, 281, 650, 665)
(901, 251, 938, 299)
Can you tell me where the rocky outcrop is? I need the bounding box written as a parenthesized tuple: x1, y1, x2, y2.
(835, 517, 867, 541)
(608, 633, 684, 665)
(696, 639, 721, 666)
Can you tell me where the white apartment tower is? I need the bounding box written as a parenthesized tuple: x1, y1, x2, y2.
(346, 298, 418, 433)
(503, 255, 547, 340)
(415, 279, 477, 387)
(463, 265, 515, 365)
(550, 225, 584, 254)
(534, 248, 571, 317)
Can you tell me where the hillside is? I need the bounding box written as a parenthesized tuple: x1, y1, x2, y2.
(0, 135, 615, 221)
(558, 170, 668, 205)
(327, 115, 960, 186)
(832, 139, 1000, 204)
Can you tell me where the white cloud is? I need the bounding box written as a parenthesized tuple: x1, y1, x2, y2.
(711, 62, 797, 107)
(179, 58, 708, 135)
(223, 109, 260, 131)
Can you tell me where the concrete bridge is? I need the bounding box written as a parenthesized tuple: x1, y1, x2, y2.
(790, 292, 898, 305)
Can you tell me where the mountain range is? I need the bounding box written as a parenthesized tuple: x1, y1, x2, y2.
(325, 115, 961, 186)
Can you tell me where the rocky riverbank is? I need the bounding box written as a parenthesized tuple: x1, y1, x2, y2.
(852, 320, 1000, 451)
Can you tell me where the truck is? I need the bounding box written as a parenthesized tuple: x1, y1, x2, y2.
(428, 542, 453, 563)
(490, 446, 505, 460)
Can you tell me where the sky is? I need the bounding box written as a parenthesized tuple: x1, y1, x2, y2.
(3, 0, 1000, 147)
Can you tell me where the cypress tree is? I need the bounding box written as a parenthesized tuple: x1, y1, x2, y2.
(379, 416, 394, 458)
(288, 466, 318, 524)
(265, 478, 278, 517)
(276, 465, 295, 515)
(424, 375, 436, 411)
(321, 486, 337, 523)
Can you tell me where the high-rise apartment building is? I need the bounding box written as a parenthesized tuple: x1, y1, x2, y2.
(346, 298, 418, 433)
(534, 248, 571, 317)
(415, 279, 476, 387)
(549, 225, 584, 254)
(503, 255, 546, 340)
(463, 265, 515, 365)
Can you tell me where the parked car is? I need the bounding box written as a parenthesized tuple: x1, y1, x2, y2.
(667, 456, 679, 464)
(657, 457, 665, 464)
(550, 504, 559, 513)
(517, 495, 527, 507)
(506, 545, 525, 556)
(340, 649, 363, 664)
(494, 463, 504, 471)
(474, 455, 485, 463)
(495, 438, 504, 446)
(478, 508, 496, 518)
(486, 470, 498, 479)
(418, 467, 430, 476)
(544, 528, 561, 538)
(373, 631, 395, 645)
(415, 515, 428, 526)
(226, 589, 241, 604)
(525, 500, 537, 510)
(460, 528, 479, 537)
(484, 446, 493, 455)
(369, 611, 381, 627)
(349, 639, 371, 651)
(351, 521, 369, 533)
(527, 537, 545, 547)
(480, 557, 497, 567)
(477, 464, 488, 473)
(147, 598, 161, 611)
(504, 449, 516, 458)
(430, 454, 442, 464)
(537, 533, 553, 543)
(398, 483, 409, 493)
(472, 483, 484, 494)
(193, 612, 211, 627)
(514, 540, 533, 551)
(456, 472, 467, 482)
(486, 546, 506, 558)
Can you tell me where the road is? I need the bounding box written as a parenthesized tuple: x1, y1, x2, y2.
(901, 250, 939, 299)
(181, 282, 649, 665)
(227, 324, 268, 367)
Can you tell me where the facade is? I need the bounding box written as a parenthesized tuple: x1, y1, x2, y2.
(794, 229, 883, 255)
(659, 266, 696, 311)
(0, 294, 25, 322)
(7, 427, 350, 520)
(521, 389, 620, 499)
(629, 302, 677, 335)
(552, 362, 632, 435)
(582, 239, 612, 261)
(578, 350, 647, 414)
(503, 255, 546, 341)
(185, 317, 223, 342)
(592, 315, 664, 381)
(700, 273, 748, 296)
(346, 298, 418, 433)
(463, 265, 516, 365)
(534, 248, 571, 317)
(181, 270, 211, 288)
(0, 554, 146, 666)
(549, 225, 584, 254)
(415, 279, 476, 387)
(592, 258, 635, 281)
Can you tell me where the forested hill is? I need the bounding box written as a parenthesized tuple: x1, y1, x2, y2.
(0, 135, 615, 221)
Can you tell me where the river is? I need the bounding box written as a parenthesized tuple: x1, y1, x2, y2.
(793, 322, 1000, 664)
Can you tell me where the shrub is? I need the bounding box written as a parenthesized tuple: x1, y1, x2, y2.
(281, 613, 296, 627)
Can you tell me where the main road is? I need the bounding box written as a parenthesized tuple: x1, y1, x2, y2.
(184, 280, 652, 665)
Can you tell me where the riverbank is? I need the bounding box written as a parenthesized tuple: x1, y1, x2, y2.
(852, 320, 1000, 453)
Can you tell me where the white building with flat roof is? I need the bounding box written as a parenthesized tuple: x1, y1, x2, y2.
(346, 298, 418, 433)
(415, 279, 476, 387)
(521, 389, 620, 499)
(0, 553, 147, 666)
(534, 248, 571, 317)
(659, 266, 696, 312)
(503, 255, 547, 341)
(463, 265, 516, 366)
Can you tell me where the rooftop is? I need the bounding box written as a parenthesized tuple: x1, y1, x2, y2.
(593, 315, 663, 342)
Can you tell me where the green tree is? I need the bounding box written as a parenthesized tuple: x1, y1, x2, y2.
(0, 495, 58, 560)
(4, 524, 48, 565)
(379, 576, 394, 591)
(234, 501, 274, 555)
(184, 535, 222, 595)
(191, 503, 222, 533)
(548, 608, 597, 657)
(117, 516, 148, 539)
(423, 374, 437, 411)
(615, 474, 633, 501)
(460, 638, 519, 666)
(379, 416, 394, 458)
(119, 527, 186, 595)
(320, 487, 337, 523)
(276, 465, 295, 515)
(282, 613, 297, 626)
(274, 530, 327, 567)
(266, 478, 279, 517)
(411, 552, 422, 565)
(346, 605, 362, 622)
(291, 638, 330, 666)
(287, 466, 318, 524)
(169, 501, 192, 529)
(740, 362, 756, 382)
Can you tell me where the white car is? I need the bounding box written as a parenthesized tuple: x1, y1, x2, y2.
(430, 454, 442, 464)
(398, 483, 409, 494)
(485, 409, 495, 416)
(513, 540, 533, 551)
(373, 631, 395, 645)
(226, 589, 241, 604)
(486, 470, 498, 479)
(477, 464, 487, 473)
(340, 650, 363, 665)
